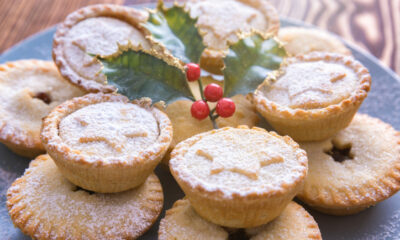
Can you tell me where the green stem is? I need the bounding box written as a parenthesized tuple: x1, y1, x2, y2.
(197, 79, 205, 100)
(210, 108, 216, 116)
(209, 109, 219, 129)
(197, 78, 219, 128)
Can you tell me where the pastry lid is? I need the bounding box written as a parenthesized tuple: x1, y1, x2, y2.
(170, 126, 308, 198)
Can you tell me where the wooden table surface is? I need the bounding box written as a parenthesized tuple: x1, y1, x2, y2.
(0, 0, 399, 74)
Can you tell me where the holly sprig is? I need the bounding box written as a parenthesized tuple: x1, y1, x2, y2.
(97, 1, 287, 128)
(185, 63, 235, 127)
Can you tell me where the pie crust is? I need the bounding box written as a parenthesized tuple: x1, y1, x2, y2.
(52, 4, 149, 93)
(41, 93, 172, 193)
(169, 126, 308, 228)
(278, 27, 351, 57)
(158, 199, 321, 240)
(159, 198, 228, 240)
(7, 154, 163, 239)
(245, 201, 322, 240)
(253, 52, 371, 141)
(298, 114, 400, 215)
(0, 60, 85, 158)
(186, 0, 280, 74)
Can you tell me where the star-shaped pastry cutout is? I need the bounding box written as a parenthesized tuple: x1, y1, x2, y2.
(196, 148, 283, 180)
(79, 130, 148, 153)
(74, 108, 148, 153)
(273, 62, 348, 101)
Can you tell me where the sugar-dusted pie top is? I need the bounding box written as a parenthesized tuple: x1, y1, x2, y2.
(53, 5, 150, 92)
(246, 201, 322, 240)
(257, 53, 370, 110)
(158, 198, 228, 240)
(6, 155, 163, 240)
(265, 61, 357, 109)
(170, 127, 307, 197)
(278, 27, 351, 56)
(299, 114, 400, 207)
(59, 101, 159, 160)
(187, 0, 274, 51)
(159, 199, 321, 240)
(63, 16, 149, 83)
(0, 60, 85, 148)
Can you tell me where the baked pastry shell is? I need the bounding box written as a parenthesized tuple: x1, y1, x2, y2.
(7, 154, 164, 239)
(52, 4, 148, 93)
(40, 93, 173, 193)
(297, 114, 400, 215)
(158, 198, 321, 240)
(253, 52, 371, 141)
(0, 60, 84, 158)
(196, 0, 280, 74)
(278, 27, 352, 57)
(169, 126, 308, 228)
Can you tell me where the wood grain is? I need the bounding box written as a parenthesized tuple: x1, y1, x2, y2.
(269, 0, 400, 74)
(0, 0, 123, 53)
(0, 0, 399, 74)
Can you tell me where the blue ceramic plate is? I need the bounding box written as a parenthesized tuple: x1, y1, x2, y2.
(1, 4, 400, 240)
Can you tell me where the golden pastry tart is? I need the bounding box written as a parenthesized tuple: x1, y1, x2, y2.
(245, 201, 322, 240)
(53, 4, 150, 93)
(253, 52, 371, 141)
(298, 114, 400, 215)
(278, 27, 351, 56)
(158, 199, 321, 240)
(7, 154, 163, 240)
(163, 95, 259, 164)
(41, 93, 172, 193)
(159, 198, 228, 240)
(0, 60, 85, 158)
(169, 126, 308, 228)
(186, 0, 280, 74)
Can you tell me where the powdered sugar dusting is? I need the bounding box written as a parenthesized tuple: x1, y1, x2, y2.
(187, 0, 267, 50)
(265, 61, 358, 109)
(300, 114, 399, 207)
(0, 60, 85, 146)
(64, 16, 149, 82)
(59, 101, 159, 161)
(7, 156, 163, 239)
(278, 27, 351, 56)
(246, 202, 320, 240)
(171, 128, 307, 197)
(361, 209, 400, 240)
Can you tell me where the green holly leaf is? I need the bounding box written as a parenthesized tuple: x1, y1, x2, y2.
(98, 45, 194, 104)
(223, 32, 287, 97)
(142, 1, 205, 63)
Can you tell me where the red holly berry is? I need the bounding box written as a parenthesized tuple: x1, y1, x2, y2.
(185, 63, 201, 82)
(204, 83, 223, 102)
(216, 98, 236, 118)
(191, 100, 210, 120)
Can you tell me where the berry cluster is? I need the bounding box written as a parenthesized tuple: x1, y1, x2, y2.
(185, 63, 236, 121)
